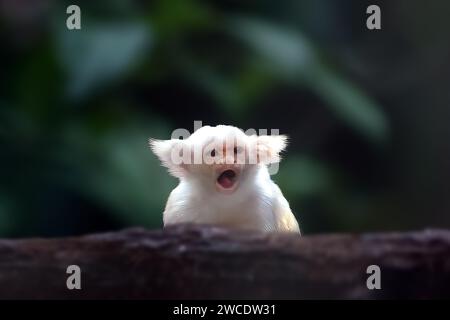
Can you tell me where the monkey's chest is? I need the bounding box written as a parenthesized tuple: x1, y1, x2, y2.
(194, 195, 275, 230)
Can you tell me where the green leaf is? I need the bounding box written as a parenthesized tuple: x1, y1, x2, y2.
(274, 156, 332, 197)
(229, 17, 317, 79)
(59, 121, 176, 227)
(309, 66, 389, 143)
(57, 22, 152, 100)
(229, 17, 388, 143)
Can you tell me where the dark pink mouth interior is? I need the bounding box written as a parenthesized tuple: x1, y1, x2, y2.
(217, 169, 237, 189)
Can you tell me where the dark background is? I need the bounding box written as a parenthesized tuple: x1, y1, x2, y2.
(1, 0, 449, 238)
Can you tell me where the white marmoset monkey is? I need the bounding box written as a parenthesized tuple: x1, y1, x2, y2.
(149, 125, 300, 233)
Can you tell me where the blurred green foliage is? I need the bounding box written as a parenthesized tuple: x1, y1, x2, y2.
(1, 0, 450, 237)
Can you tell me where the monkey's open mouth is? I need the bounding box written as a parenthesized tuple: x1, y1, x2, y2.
(216, 169, 238, 191)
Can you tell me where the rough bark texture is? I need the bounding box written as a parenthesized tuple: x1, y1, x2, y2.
(0, 224, 449, 299)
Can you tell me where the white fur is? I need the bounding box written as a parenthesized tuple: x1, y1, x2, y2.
(150, 125, 301, 233)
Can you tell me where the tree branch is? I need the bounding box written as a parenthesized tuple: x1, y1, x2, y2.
(0, 224, 449, 299)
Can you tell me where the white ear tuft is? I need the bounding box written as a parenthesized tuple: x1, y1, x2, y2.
(149, 138, 187, 177)
(256, 135, 288, 164)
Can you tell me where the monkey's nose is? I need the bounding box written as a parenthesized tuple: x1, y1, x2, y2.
(216, 157, 233, 165)
(225, 155, 237, 164)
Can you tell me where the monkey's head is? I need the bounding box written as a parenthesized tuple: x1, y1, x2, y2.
(150, 125, 287, 195)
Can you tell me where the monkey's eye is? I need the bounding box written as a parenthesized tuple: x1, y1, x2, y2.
(210, 149, 216, 157)
(234, 146, 243, 154)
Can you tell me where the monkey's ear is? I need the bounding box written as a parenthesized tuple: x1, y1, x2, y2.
(256, 135, 288, 164)
(149, 138, 188, 177)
